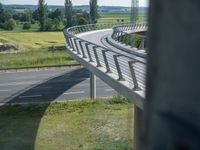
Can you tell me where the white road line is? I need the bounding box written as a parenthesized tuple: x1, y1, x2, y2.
(19, 95, 42, 98)
(104, 89, 115, 92)
(0, 81, 40, 86)
(63, 91, 85, 95)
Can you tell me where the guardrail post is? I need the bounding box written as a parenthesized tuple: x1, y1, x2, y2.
(139, 38, 145, 50)
(113, 55, 124, 81)
(134, 105, 143, 150)
(69, 37, 76, 52)
(93, 46, 101, 67)
(66, 37, 71, 48)
(90, 72, 96, 99)
(102, 50, 112, 73)
(130, 34, 135, 48)
(128, 61, 139, 90)
(78, 40, 87, 58)
(85, 43, 93, 62)
(74, 39, 81, 54)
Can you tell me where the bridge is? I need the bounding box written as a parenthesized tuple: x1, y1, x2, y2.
(63, 23, 147, 149)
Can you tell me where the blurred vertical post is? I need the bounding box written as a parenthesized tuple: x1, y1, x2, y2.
(134, 105, 143, 150)
(144, 0, 200, 149)
(131, 1, 142, 150)
(131, 0, 139, 23)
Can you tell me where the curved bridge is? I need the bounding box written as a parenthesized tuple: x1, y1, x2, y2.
(63, 23, 147, 110)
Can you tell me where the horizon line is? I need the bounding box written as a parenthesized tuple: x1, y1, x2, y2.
(2, 4, 148, 8)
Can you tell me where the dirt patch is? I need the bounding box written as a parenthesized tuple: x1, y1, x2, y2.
(0, 42, 22, 54)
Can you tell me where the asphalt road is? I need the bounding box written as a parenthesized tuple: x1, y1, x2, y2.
(0, 67, 117, 104)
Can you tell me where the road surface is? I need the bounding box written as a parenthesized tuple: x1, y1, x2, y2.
(0, 67, 117, 104)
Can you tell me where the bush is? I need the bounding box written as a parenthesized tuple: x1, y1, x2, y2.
(3, 19, 16, 30)
(31, 19, 36, 24)
(110, 95, 128, 104)
(78, 17, 88, 25)
(44, 19, 54, 31)
(23, 23, 31, 30)
(52, 18, 60, 30)
(133, 35, 142, 48)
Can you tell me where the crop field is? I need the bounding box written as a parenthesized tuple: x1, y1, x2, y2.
(98, 13, 131, 23)
(0, 98, 134, 150)
(99, 13, 147, 24)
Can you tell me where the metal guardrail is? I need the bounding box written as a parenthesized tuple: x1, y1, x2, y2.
(63, 23, 146, 109)
(112, 23, 148, 48)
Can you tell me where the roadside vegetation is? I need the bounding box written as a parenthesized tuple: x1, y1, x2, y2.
(0, 97, 134, 150)
(0, 29, 77, 68)
(0, 1, 147, 69)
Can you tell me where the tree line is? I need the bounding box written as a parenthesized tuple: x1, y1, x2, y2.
(0, 0, 98, 31)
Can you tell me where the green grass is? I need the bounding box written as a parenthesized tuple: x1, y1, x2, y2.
(0, 24, 78, 69)
(98, 13, 147, 24)
(98, 13, 131, 24)
(0, 98, 134, 150)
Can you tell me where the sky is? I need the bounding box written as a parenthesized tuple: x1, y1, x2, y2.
(0, 0, 148, 7)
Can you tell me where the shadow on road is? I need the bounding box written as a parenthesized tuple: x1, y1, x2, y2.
(4, 68, 89, 104)
(0, 68, 89, 150)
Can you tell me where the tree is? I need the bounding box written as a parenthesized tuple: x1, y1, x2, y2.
(44, 18, 53, 31)
(49, 9, 63, 21)
(0, 3, 4, 24)
(52, 18, 60, 30)
(65, 0, 72, 27)
(89, 0, 98, 23)
(78, 17, 88, 25)
(23, 23, 31, 30)
(0, 3, 11, 25)
(4, 19, 16, 30)
(13, 12, 31, 22)
(32, 9, 39, 21)
(38, 0, 47, 31)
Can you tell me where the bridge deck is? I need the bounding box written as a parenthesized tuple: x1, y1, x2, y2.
(64, 24, 147, 109)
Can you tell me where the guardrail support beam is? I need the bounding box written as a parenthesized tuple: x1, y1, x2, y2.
(90, 72, 96, 99)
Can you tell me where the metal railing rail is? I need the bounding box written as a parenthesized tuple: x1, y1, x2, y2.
(63, 23, 146, 109)
(112, 23, 148, 47)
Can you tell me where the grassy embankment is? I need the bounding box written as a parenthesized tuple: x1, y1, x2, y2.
(0, 97, 134, 150)
(0, 23, 77, 69)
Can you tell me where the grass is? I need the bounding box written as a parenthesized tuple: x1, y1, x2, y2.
(0, 25, 78, 69)
(0, 98, 134, 150)
(98, 13, 131, 24)
(98, 13, 147, 24)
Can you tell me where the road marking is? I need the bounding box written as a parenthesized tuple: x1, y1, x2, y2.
(19, 95, 42, 98)
(0, 81, 40, 86)
(0, 89, 12, 92)
(63, 91, 85, 95)
(104, 89, 115, 92)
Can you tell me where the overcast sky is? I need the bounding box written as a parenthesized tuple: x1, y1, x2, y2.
(1, 0, 148, 7)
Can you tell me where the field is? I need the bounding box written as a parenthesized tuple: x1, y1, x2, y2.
(0, 98, 134, 150)
(0, 13, 147, 69)
(99, 13, 147, 24)
(0, 24, 77, 69)
(98, 13, 131, 23)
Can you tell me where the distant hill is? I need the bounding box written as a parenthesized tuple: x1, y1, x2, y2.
(3, 4, 148, 14)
